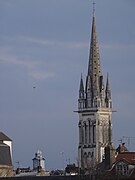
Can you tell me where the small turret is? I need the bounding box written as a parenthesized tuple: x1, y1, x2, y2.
(100, 76, 105, 107)
(85, 75, 93, 108)
(78, 74, 85, 109)
(105, 73, 112, 108)
(79, 73, 84, 99)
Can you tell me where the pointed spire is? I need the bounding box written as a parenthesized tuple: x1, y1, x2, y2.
(85, 74, 93, 107)
(88, 7, 101, 77)
(79, 73, 84, 99)
(106, 73, 111, 98)
(85, 4, 103, 108)
(78, 74, 85, 109)
(100, 75, 105, 107)
(105, 73, 112, 108)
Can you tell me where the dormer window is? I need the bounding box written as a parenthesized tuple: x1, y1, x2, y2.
(116, 162, 128, 176)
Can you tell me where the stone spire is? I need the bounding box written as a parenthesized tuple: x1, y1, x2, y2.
(78, 74, 85, 109)
(87, 14, 102, 77)
(79, 73, 84, 99)
(105, 73, 112, 108)
(106, 73, 111, 98)
(86, 11, 103, 108)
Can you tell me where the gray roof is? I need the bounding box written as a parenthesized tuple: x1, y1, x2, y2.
(0, 132, 12, 141)
(0, 142, 12, 166)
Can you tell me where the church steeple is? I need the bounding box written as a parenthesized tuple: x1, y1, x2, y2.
(77, 4, 113, 170)
(86, 9, 103, 108)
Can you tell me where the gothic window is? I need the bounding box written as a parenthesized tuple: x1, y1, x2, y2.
(88, 121, 91, 144)
(91, 152, 94, 157)
(105, 126, 108, 144)
(82, 125, 84, 144)
(84, 152, 88, 169)
(88, 152, 91, 157)
(78, 102, 81, 109)
(93, 124, 95, 143)
(104, 125, 107, 144)
(79, 125, 82, 144)
(102, 125, 105, 144)
(84, 123, 87, 144)
(80, 102, 83, 109)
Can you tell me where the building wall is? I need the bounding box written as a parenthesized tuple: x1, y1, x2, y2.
(3, 141, 12, 158)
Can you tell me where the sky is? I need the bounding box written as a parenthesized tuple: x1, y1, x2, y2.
(0, 0, 135, 170)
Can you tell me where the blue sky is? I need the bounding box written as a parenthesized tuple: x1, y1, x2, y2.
(0, 0, 135, 170)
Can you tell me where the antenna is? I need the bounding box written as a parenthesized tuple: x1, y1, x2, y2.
(123, 136, 135, 151)
(118, 139, 123, 144)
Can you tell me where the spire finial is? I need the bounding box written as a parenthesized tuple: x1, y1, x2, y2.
(93, 0, 96, 17)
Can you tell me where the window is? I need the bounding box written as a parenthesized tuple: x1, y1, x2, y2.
(84, 123, 87, 144)
(117, 165, 122, 175)
(116, 162, 128, 176)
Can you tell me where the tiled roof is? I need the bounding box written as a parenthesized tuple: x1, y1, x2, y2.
(102, 152, 135, 179)
(116, 152, 135, 165)
(0, 132, 12, 141)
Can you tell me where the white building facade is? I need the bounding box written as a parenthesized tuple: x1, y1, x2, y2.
(32, 150, 45, 171)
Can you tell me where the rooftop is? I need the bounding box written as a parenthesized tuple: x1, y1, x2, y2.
(0, 132, 12, 141)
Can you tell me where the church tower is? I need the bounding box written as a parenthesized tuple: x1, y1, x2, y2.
(77, 6, 112, 170)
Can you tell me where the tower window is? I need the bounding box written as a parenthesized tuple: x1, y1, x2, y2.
(91, 152, 94, 157)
